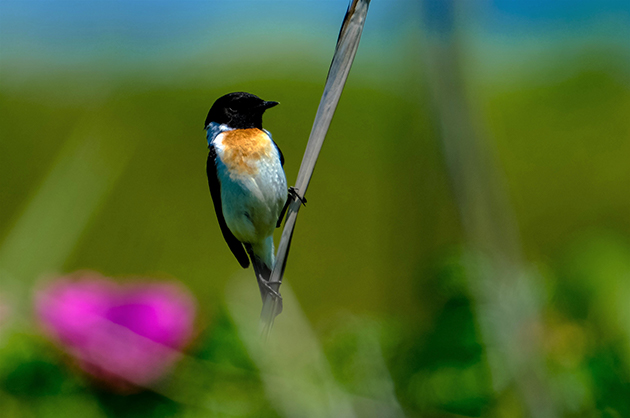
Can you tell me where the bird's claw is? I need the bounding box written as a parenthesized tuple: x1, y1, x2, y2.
(289, 187, 307, 206)
(259, 277, 282, 300)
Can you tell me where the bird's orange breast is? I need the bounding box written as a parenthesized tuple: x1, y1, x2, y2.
(220, 128, 273, 177)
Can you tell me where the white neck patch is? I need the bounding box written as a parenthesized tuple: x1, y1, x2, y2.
(206, 122, 233, 147)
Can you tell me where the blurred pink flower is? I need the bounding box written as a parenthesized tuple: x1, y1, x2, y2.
(36, 272, 196, 387)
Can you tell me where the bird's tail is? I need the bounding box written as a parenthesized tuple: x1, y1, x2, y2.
(245, 239, 282, 314)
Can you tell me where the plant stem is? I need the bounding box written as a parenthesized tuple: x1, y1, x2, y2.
(259, 0, 371, 337)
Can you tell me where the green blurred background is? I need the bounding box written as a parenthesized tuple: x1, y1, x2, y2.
(1, 0, 629, 417)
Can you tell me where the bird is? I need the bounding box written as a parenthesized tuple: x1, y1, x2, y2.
(204, 92, 288, 307)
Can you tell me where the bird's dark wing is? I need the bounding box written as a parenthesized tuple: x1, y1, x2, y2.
(264, 129, 284, 166)
(273, 140, 285, 167)
(207, 146, 250, 268)
(264, 130, 287, 227)
(270, 139, 288, 228)
(277, 196, 289, 228)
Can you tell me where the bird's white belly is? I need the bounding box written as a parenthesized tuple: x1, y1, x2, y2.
(216, 145, 287, 245)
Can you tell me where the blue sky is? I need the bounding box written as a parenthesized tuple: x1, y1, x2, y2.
(0, 0, 628, 75)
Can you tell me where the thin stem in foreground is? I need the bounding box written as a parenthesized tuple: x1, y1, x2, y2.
(259, 0, 371, 336)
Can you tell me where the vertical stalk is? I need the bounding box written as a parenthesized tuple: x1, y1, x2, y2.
(260, 0, 372, 336)
(422, 1, 558, 415)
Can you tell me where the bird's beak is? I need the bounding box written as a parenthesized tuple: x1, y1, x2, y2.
(262, 101, 279, 109)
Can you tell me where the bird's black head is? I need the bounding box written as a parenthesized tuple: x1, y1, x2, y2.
(204, 92, 278, 130)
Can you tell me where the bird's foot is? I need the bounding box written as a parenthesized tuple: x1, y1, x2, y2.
(259, 277, 283, 300)
(276, 187, 307, 228)
(289, 187, 307, 206)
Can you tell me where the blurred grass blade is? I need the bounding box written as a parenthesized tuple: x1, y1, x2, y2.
(260, 0, 371, 334)
(0, 113, 137, 317)
(422, 1, 558, 416)
(228, 272, 357, 418)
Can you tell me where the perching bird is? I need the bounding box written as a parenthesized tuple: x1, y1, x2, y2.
(204, 92, 288, 305)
